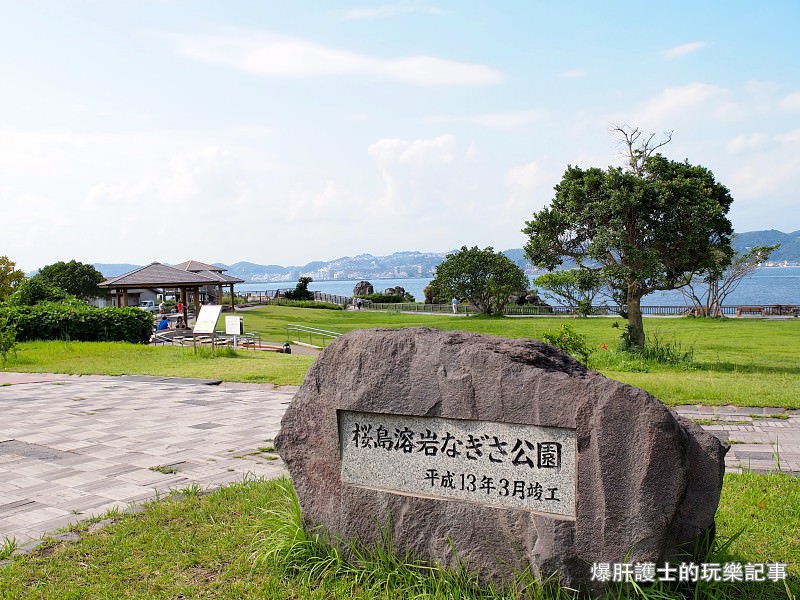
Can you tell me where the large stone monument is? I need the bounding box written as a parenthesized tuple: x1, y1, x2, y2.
(275, 328, 727, 589)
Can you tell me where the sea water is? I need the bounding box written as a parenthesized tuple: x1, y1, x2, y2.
(236, 266, 800, 307)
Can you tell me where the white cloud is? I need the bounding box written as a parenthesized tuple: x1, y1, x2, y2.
(559, 69, 589, 79)
(780, 91, 800, 111)
(725, 129, 800, 205)
(286, 180, 358, 223)
(366, 134, 468, 225)
(155, 30, 503, 86)
(344, 3, 445, 19)
(505, 161, 549, 191)
(662, 41, 710, 59)
(368, 134, 456, 165)
(726, 133, 769, 153)
(503, 161, 555, 222)
(634, 82, 728, 126)
(425, 109, 544, 128)
(0, 128, 282, 269)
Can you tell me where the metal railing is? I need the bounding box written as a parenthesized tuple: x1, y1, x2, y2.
(313, 291, 351, 305)
(287, 324, 342, 347)
(357, 302, 790, 317)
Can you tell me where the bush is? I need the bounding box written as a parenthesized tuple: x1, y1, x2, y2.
(619, 327, 695, 367)
(357, 293, 408, 304)
(284, 277, 314, 301)
(0, 316, 16, 362)
(0, 303, 154, 344)
(220, 293, 247, 306)
(270, 299, 343, 310)
(541, 323, 593, 365)
(8, 278, 69, 306)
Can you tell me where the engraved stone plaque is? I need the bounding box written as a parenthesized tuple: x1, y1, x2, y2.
(339, 409, 576, 517)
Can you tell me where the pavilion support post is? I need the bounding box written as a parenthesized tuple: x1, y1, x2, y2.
(122, 289, 129, 307)
(218, 285, 223, 306)
(230, 285, 235, 311)
(181, 287, 188, 323)
(193, 287, 200, 316)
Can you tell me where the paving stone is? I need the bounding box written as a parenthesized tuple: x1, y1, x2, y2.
(0, 377, 295, 544)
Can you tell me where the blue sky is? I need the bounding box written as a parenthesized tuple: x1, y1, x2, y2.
(2, 1, 799, 271)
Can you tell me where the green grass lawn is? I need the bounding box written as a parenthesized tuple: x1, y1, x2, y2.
(3, 306, 799, 407)
(1, 340, 315, 386)
(1, 475, 796, 599)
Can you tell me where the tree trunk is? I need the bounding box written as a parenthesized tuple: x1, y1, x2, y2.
(627, 286, 646, 348)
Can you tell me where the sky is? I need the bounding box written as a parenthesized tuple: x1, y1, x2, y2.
(2, 1, 799, 272)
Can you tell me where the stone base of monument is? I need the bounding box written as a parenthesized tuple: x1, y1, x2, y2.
(275, 328, 727, 591)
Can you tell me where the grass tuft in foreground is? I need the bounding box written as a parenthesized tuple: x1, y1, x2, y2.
(0, 475, 797, 598)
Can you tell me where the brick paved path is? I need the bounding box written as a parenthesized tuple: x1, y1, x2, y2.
(0, 373, 797, 547)
(1, 375, 293, 545)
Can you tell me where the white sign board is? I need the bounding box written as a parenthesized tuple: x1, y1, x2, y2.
(225, 316, 243, 335)
(193, 305, 223, 335)
(339, 410, 576, 517)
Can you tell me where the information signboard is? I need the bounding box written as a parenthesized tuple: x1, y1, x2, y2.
(193, 305, 223, 335)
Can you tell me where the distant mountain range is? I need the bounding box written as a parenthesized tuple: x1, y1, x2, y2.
(728, 230, 800, 263)
(92, 230, 800, 282)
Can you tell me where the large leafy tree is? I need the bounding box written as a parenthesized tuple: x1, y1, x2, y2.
(36, 260, 106, 301)
(0, 256, 25, 302)
(523, 127, 734, 347)
(431, 246, 527, 315)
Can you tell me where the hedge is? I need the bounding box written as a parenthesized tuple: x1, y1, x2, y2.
(0, 302, 154, 344)
(356, 293, 409, 303)
(269, 299, 343, 310)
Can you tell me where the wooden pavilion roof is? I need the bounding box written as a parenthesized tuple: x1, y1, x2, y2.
(99, 262, 223, 288)
(195, 270, 244, 284)
(173, 260, 225, 273)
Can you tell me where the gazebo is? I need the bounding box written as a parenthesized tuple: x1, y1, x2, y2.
(99, 261, 244, 323)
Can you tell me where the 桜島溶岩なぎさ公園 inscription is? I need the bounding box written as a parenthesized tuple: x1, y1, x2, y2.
(339, 410, 576, 517)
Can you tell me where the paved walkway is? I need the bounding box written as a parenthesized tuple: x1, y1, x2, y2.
(0, 373, 798, 547)
(0, 374, 294, 546)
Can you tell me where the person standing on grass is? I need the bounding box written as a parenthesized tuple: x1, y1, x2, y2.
(451, 297, 459, 314)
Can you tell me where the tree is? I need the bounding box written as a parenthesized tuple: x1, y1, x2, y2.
(430, 246, 528, 315)
(532, 269, 602, 316)
(523, 127, 734, 347)
(36, 260, 106, 300)
(8, 277, 69, 306)
(423, 279, 449, 304)
(0, 256, 25, 302)
(682, 242, 779, 317)
(284, 276, 314, 301)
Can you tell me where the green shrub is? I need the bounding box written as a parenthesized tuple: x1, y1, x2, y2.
(0, 316, 17, 362)
(619, 327, 695, 367)
(0, 303, 153, 344)
(270, 299, 343, 310)
(357, 293, 409, 303)
(541, 323, 593, 364)
(220, 293, 246, 306)
(284, 277, 314, 301)
(7, 277, 69, 306)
